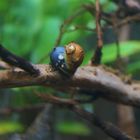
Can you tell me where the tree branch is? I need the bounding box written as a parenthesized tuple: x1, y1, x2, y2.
(72, 106, 135, 140)
(28, 95, 135, 140)
(0, 64, 140, 107)
(10, 105, 53, 140)
(0, 44, 39, 75)
(91, 0, 103, 65)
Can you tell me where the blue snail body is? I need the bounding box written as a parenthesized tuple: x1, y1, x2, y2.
(50, 46, 68, 74)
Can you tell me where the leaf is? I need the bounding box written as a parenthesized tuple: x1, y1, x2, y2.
(83, 41, 140, 64)
(0, 121, 24, 134)
(31, 17, 62, 63)
(102, 41, 140, 63)
(55, 121, 91, 136)
(127, 60, 140, 73)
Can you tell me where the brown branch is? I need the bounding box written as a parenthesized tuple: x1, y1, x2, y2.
(102, 13, 140, 29)
(34, 95, 135, 140)
(37, 93, 77, 105)
(84, 3, 140, 29)
(72, 106, 136, 140)
(91, 0, 103, 65)
(114, 13, 140, 27)
(10, 105, 53, 140)
(95, 0, 103, 49)
(37, 92, 98, 105)
(24, 105, 53, 140)
(102, 12, 140, 28)
(0, 65, 140, 107)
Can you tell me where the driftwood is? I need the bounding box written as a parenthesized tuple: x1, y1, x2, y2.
(0, 64, 140, 107)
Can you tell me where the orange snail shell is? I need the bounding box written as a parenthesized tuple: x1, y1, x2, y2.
(65, 42, 84, 72)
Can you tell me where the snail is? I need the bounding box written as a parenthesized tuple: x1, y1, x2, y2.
(50, 42, 84, 76)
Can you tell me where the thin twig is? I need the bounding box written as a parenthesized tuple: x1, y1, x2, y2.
(91, 0, 103, 65)
(114, 13, 140, 27)
(33, 94, 135, 140)
(37, 93, 77, 105)
(37, 92, 99, 105)
(102, 12, 140, 28)
(72, 106, 136, 140)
